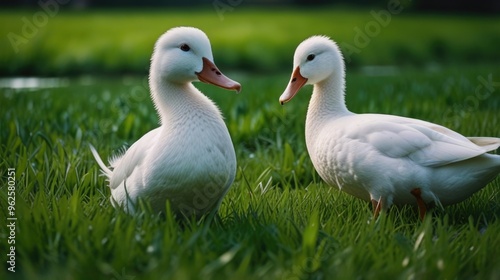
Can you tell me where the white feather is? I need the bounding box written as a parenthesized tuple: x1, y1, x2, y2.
(89, 27, 238, 217)
(282, 36, 500, 212)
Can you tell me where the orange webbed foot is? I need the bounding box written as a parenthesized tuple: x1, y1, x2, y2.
(410, 188, 427, 221)
(371, 197, 383, 219)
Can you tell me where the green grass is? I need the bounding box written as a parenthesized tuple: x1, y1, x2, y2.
(0, 8, 499, 75)
(1, 7, 499, 279)
(1, 63, 499, 279)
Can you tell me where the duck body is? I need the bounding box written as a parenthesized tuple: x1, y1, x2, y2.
(307, 111, 500, 209)
(280, 35, 500, 218)
(107, 84, 236, 216)
(91, 27, 240, 217)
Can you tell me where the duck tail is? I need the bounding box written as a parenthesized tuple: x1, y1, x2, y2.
(88, 143, 113, 178)
(467, 137, 500, 153)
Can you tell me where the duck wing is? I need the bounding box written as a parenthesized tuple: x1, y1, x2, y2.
(108, 128, 159, 190)
(354, 115, 489, 168)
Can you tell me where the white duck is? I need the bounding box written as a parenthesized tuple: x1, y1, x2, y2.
(90, 27, 241, 217)
(280, 35, 500, 219)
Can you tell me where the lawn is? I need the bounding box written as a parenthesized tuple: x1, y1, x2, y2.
(0, 7, 499, 75)
(1, 7, 500, 280)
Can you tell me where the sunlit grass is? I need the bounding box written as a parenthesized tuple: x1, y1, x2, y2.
(1, 63, 499, 279)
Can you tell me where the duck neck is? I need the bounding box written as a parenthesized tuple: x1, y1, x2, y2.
(306, 71, 351, 137)
(149, 74, 195, 125)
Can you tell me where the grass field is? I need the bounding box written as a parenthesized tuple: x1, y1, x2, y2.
(1, 7, 500, 280)
(0, 8, 499, 75)
(1, 65, 499, 279)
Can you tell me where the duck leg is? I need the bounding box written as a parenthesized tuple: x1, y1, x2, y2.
(371, 197, 383, 219)
(410, 188, 426, 220)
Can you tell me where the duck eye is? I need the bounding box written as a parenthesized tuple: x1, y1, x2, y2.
(307, 54, 315, 61)
(180, 44, 190, 52)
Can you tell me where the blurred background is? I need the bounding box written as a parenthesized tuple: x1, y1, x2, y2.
(0, 0, 499, 77)
(5, 0, 500, 12)
(1, 3, 500, 280)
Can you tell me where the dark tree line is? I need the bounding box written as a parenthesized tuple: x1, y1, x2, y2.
(2, 0, 499, 13)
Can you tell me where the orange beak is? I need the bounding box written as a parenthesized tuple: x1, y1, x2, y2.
(279, 66, 308, 105)
(196, 57, 241, 93)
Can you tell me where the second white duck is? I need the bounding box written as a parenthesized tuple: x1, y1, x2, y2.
(280, 35, 500, 219)
(91, 27, 241, 217)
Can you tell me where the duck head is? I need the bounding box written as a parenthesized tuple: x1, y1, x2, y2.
(280, 36, 344, 104)
(150, 27, 241, 92)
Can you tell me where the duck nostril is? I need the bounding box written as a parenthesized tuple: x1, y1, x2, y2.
(292, 78, 297, 82)
(216, 71, 221, 75)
